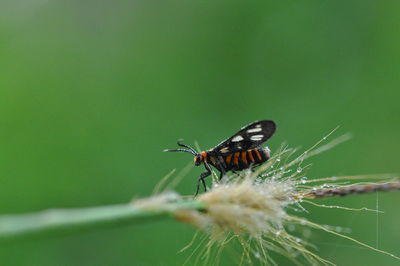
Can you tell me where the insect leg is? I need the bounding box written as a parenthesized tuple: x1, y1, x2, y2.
(195, 173, 209, 197)
(194, 163, 212, 197)
(219, 166, 226, 180)
(217, 156, 227, 180)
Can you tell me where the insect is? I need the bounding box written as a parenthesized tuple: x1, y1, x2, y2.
(164, 120, 276, 196)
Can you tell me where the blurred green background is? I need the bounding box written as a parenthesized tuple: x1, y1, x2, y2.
(0, 0, 399, 265)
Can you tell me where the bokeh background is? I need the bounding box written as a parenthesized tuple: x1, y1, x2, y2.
(0, 1, 399, 265)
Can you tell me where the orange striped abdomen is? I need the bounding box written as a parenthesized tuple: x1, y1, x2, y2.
(224, 147, 270, 171)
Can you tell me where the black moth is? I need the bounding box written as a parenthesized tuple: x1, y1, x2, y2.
(164, 120, 276, 196)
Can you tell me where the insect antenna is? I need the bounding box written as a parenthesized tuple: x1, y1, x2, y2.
(177, 140, 199, 155)
(163, 148, 197, 155)
(163, 140, 199, 156)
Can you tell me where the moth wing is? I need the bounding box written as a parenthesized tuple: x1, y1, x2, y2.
(213, 120, 276, 154)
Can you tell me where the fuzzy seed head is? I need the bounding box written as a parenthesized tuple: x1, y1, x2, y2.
(198, 178, 293, 236)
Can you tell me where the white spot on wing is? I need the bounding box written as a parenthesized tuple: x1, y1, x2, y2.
(232, 135, 244, 142)
(247, 128, 262, 133)
(250, 135, 264, 141)
(255, 124, 261, 128)
(220, 147, 229, 153)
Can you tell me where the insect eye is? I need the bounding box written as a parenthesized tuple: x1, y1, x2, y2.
(194, 155, 201, 166)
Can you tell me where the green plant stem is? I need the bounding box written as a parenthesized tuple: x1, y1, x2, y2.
(0, 200, 205, 241)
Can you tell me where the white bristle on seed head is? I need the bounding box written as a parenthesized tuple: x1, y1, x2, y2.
(178, 176, 296, 238)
